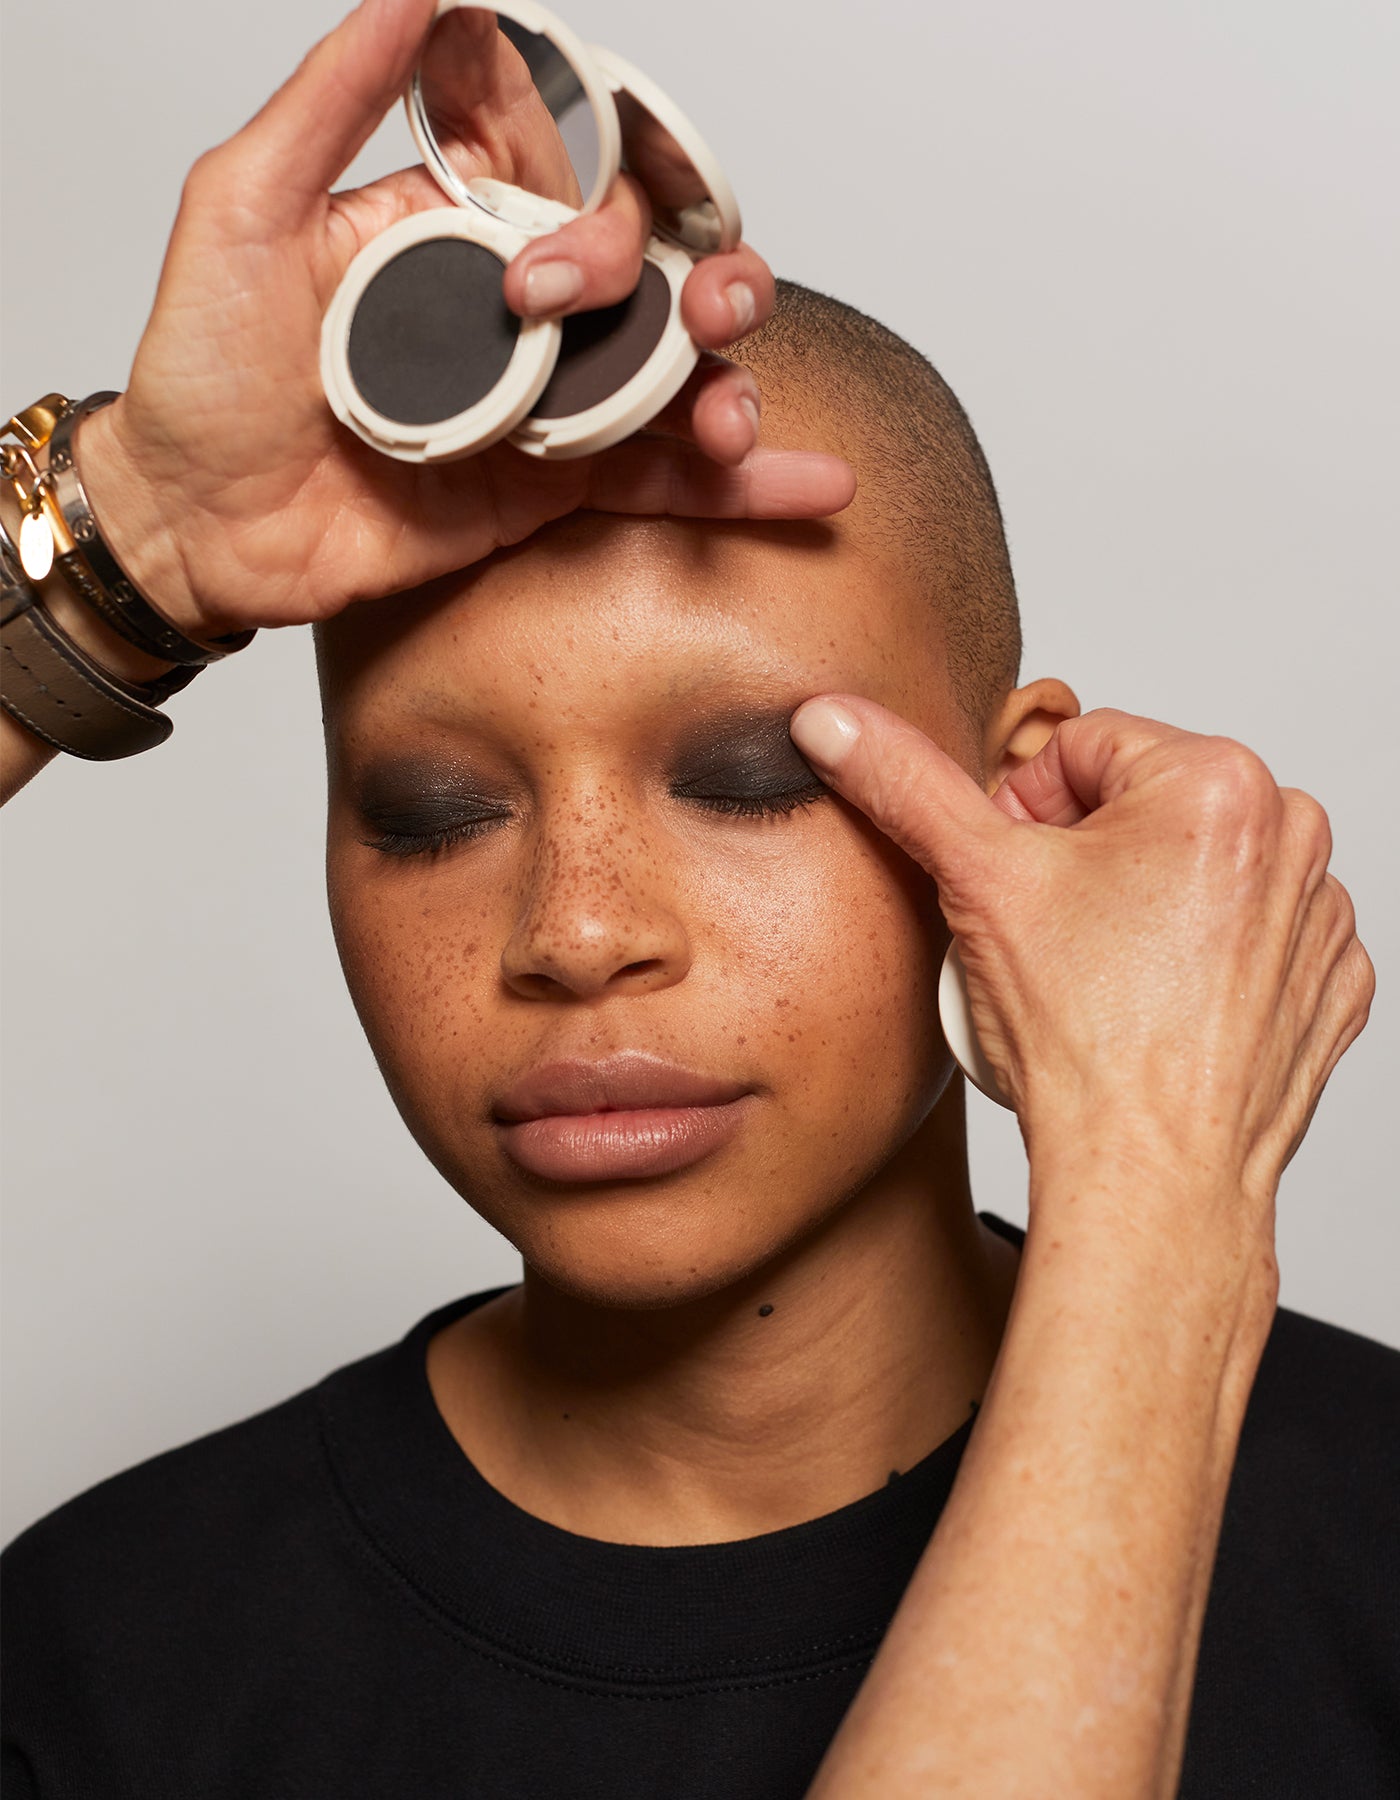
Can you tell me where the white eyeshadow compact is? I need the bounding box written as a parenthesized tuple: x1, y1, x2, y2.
(319, 0, 742, 463)
(938, 943, 1014, 1109)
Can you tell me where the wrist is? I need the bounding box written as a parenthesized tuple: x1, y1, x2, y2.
(75, 400, 205, 641)
(1021, 1124, 1280, 1374)
(38, 569, 182, 688)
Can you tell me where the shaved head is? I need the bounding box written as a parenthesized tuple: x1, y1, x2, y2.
(727, 279, 1022, 729)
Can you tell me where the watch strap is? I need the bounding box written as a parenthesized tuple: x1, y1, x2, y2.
(0, 590, 176, 760)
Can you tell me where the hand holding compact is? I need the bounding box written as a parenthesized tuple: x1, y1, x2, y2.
(76, 0, 852, 647)
(790, 698, 1374, 1229)
(324, 3, 751, 462)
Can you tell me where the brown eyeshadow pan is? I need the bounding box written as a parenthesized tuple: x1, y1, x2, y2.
(529, 260, 672, 420)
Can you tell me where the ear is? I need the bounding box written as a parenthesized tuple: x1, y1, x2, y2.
(982, 677, 1080, 795)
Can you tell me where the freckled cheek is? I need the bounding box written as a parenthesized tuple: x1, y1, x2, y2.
(327, 855, 505, 1084)
(690, 830, 946, 1106)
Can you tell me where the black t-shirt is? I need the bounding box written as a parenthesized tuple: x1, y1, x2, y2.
(4, 1216, 1398, 1799)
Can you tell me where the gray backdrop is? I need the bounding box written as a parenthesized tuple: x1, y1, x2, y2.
(3, 0, 1396, 1545)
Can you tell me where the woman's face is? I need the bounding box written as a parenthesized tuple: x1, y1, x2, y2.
(320, 515, 978, 1308)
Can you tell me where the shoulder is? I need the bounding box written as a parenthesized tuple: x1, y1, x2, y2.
(0, 1356, 377, 1791)
(0, 1300, 423, 1675)
(1, 1289, 494, 1655)
(1, 1378, 325, 1633)
(1, 1372, 343, 1778)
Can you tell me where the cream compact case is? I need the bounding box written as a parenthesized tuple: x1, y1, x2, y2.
(320, 0, 742, 463)
(938, 943, 1014, 1109)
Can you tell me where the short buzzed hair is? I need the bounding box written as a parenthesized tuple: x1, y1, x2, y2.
(727, 280, 1022, 729)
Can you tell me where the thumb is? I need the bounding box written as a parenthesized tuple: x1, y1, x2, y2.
(789, 696, 1013, 904)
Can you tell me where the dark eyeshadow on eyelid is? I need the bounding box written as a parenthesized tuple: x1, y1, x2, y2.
(353, 762, 506, 831)
(359, 797, 503, 836)
(668, 710, 819, 794)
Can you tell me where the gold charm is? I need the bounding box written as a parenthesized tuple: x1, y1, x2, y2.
(18, 508, 55, 582)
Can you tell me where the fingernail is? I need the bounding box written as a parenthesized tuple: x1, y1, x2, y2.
(522, 261, 584, 314)
(726, 280, 757, 337)
(736, 392, 761, 440)
(790, 699, 862, 770)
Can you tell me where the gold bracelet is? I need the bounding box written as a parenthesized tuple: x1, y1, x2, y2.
(2, 392, 255, 666)
(1, 394, 72, 588)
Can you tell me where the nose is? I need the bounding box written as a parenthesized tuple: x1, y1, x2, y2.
(500, 804, 691, 1002)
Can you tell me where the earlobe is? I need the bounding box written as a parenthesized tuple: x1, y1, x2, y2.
(983, 678, 1080, 794)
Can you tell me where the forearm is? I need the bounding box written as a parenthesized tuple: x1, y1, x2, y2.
(808, 1138, 1277, 1799)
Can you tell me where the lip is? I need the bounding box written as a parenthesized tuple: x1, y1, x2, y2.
(492, 1053, 753, 1183)
(494, 1053, 750, 1122)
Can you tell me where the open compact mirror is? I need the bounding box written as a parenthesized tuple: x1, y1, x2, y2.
(321, 1, 616, 462)
(320, 0, 742, 463)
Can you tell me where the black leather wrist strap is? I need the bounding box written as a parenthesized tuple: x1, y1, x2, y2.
(0, 575, 194, 760)
(45, 393, 255, 666)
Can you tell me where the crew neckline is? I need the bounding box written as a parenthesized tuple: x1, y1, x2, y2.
(315, 1213, 1025, 1691)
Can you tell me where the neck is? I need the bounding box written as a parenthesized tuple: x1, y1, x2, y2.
(427, 1081, 1019, 1545)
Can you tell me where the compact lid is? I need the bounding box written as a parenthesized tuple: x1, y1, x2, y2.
(589, 45, 742, 255)
(408, 0, 622, 229)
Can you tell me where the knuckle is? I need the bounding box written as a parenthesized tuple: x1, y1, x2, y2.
(179, 149, 226, 209)
(1064, 706, 1132, 752)
(1284, 789, 1333, 866)
(1208, 737, 1275, 795)
(596, 184, 647, 254)
(1322, 872, 1356, 940)
(1348, 939, 1378, 1014)
(613, 170, 651, 226)
(1069, 708, 1189, 780)
(1191, 738, 1278, 823)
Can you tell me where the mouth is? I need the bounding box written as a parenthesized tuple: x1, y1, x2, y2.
(492, 1052, 753, 1183)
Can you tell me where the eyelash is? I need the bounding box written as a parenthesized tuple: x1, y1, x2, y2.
(362, 787, 827, 858)
(361, 821, 498, 858)
(686, 787, 826, 821)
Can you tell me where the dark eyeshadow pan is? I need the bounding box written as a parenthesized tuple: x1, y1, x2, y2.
(347, 238, 519, 426)
(530, 259, 671, 420)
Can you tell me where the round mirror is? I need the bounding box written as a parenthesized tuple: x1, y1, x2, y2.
(593, 49, 742, 256)
(615, 91, 716, 249)
(411, 5, 614, 216)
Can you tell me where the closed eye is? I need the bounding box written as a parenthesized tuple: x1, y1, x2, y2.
(359, 798, 511, 857)
(679, 785, 828, 820)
